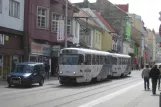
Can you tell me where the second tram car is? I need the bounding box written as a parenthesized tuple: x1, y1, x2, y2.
(58, 48, 132, 84)
(111, 54, 131, 77)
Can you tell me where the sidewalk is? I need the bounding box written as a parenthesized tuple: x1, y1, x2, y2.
(94, 81, 160, 107)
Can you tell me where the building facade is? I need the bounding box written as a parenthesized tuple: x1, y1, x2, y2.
(0, 0, 24, 80)
(24, 0, 79, 76)
(147, 29, 156, 65)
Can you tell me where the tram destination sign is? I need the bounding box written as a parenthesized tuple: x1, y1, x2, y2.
(62, 50, 78, 54)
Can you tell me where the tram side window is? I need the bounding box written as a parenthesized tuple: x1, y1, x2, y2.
(85, 54, 91, 65)
(92, 55, 96, 65)
(105, 57, 107, 65)
(100, 56, 102, 64)
(122, 58, 124, 65)
(100, 56, 104, 65)
(125, 59, 126, 64)
(108, 56, 111, 64)
(103, 56, 106, 64)
(119, 58, 121, 65)
(112, 57, 117, 65)
(96, 55, 99, 65)
(121, 58, 123, 65)
(79, 54, 84, 64)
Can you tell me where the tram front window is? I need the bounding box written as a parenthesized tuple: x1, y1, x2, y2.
(60, 55, 81, 65)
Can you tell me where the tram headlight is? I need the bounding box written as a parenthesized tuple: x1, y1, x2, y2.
(59, 71, 63, 74)
(73, 72, 76, 75)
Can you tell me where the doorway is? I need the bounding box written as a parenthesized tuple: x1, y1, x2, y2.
(2, 55, 11, 80)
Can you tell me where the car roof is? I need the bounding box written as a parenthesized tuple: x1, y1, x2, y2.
(17, 62, 44, 66)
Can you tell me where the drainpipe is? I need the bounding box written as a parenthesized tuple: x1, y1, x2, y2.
(64, 0, 68, 48)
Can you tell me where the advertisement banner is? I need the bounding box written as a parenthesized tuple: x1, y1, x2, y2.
(31, 42, 51, 56)
(125, 21, 131, 40)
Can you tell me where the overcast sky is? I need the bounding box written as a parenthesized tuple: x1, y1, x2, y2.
(70, 0, 161, 32)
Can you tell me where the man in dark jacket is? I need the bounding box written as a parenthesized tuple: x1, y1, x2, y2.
(149, 65, 160, 95)
(44, 62, 50, 79)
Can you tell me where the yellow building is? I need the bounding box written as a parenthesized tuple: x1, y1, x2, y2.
(129, 14, 143, 32)
(94, 11, 115, 52)
(92, 29, 103, 50)
(101, 31, 112, 51)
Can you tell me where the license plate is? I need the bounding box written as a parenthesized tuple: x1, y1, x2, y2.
(12, 80, 20, 84)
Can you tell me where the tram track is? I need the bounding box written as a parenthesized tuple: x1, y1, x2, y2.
(0, 76, 140, 102)
(24, 77, 142, 107)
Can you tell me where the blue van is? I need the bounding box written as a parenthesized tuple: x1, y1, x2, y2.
(7, 62, 45, 87)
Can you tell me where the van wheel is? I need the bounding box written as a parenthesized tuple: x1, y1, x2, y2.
(120, 74, 124, 78)
(59, 80, 65, 85)
(8, 84, 11, 88)
(39, 78, 44, 86)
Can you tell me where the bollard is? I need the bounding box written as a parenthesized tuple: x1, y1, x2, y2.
(160, 93, 161, 107)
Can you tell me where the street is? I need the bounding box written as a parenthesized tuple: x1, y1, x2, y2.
(0, 71, 146, 107)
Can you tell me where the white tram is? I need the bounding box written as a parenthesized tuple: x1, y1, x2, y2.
(111, 53, 131, 77)
(58, 48, 132, 84)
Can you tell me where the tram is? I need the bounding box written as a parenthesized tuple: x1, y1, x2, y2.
(58, 48, 131, 84)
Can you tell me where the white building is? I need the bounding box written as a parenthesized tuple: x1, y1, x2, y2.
(0, 0, 24, 31)
(0, 0, 24, 80)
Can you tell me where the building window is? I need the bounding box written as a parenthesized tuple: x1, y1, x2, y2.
(67, 19, 71, 35)
(37, 6, 49, 28)
(9, 0, 20, 18)
(0, 0, 2, 13)
(99, 34, 100, 44)
(52, 13, 63, 32)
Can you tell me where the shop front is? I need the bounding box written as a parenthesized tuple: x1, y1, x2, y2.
(29, 42, 51, 63)
(0, 33, 24, 80)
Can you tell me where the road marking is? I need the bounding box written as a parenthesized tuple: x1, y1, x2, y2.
(78, 81, 143, 107)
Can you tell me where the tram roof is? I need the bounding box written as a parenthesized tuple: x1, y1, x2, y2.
(111, 53, 131, 58)
(62, 48, 131, 58)
(62, 48, 111, 56)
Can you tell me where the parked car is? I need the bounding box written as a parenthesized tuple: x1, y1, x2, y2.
(7, 62, 45, 87)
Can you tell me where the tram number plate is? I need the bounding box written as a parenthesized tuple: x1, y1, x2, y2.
(12, 80, 20, 84)
(66, 71, 70, 73)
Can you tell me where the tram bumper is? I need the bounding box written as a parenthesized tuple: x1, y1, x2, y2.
(59, 75, 83, 84)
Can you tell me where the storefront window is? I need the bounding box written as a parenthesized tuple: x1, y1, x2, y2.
(12, 55, 21, 72)
(29, 55, 38, 62)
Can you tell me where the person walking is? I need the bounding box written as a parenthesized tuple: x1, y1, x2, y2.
(158, 65, 161, 90)
(45, 62, 50, 79)
(142, 65, 150, 90)
(149, 65, 160, 95)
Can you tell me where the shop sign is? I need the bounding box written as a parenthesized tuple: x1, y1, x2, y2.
(52, 45, 61, 57)
(31, 42, 51, 56)
(52, 45, 60, 51)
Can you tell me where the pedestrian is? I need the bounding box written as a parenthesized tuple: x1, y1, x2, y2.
(136, 64, 139, 70)
(149, 65, 160, 95)
(158, 65, 161, 90)
(142, 65, 150, 90)
(45, 62, 50, 79)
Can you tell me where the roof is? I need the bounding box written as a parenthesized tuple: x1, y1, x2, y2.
(116, 4, 129, 12)
(82, 8, 108, 31)
(94, 11, 115, 32)
(74, 9, 99, 28)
